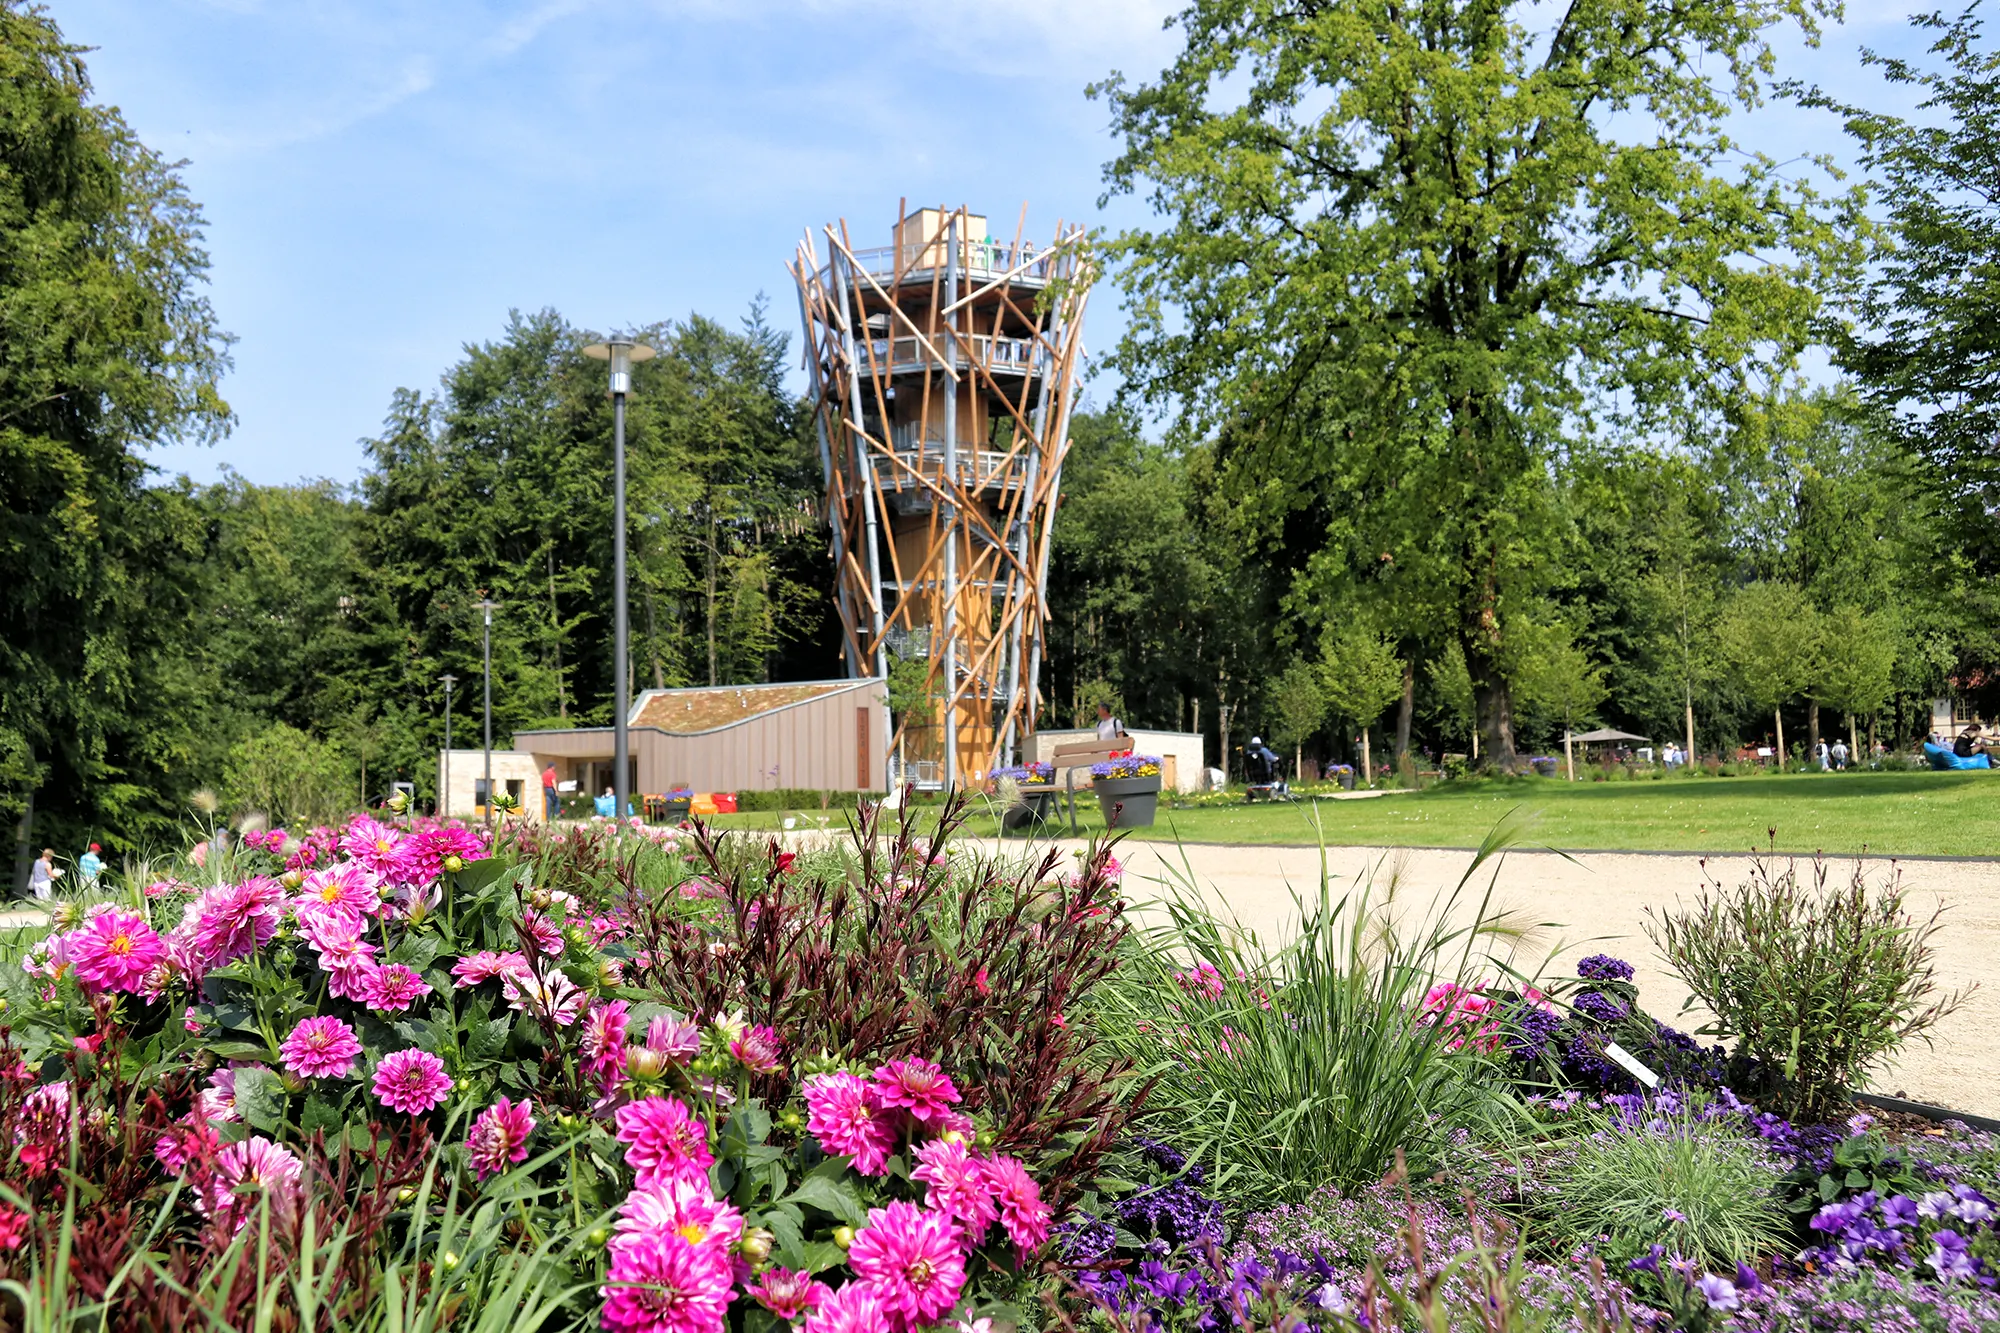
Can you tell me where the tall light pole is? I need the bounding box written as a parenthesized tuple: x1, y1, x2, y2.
(474, 599, 499, 827)
(583, 337, 656, 824)
(439, 673, 458, 817)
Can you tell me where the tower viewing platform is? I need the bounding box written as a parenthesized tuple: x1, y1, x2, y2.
(791, 203, 1092, 787)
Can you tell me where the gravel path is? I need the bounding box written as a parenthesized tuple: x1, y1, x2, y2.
(963, 836, 2000, 1118)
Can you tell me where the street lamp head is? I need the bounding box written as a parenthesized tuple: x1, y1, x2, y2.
(439, 673, 458, 688)
(583, 339, 656, 395)
(473, 598, 499, 624)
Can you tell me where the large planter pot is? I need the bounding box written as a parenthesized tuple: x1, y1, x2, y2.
(1002, 785, 1058, 832)
(1094, 775, 1161, 828)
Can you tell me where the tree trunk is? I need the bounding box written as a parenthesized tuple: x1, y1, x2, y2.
(645, 591, 665, 690)
(1294, 741, 1303, 782)
(1393, 656, 1415, 769)
(11, 777, 33, 898)
(1849, 714, 1859, 769)
(1461, 632, 1521, 772)
(548, 550, 567, 720)
(1361, 728, 1373, 785)
(1564, 733, 1574, 781)
(1685, 691, 1697, 769)
(1775, 707, 1786, 772)
(1808, 699, 1821, 766)
(706, 509, 719, 688)
(1217, 685, 1234, 786)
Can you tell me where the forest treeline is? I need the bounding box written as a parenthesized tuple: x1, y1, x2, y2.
(8, 0, 2000, 859)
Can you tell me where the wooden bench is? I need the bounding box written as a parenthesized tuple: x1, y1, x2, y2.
(1048, 734, 1131, 833)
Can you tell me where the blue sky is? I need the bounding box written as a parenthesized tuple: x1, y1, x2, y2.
(52, 0, 1933, 487)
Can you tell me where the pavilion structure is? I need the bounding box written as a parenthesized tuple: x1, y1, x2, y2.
(790, 203, 1092, 786)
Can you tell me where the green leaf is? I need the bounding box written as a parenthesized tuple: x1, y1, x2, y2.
(389, 935, 441, 970)
(205, 1040, 275, 1062)
(300, 1092, 348, 1138)
(466, 1017, 512, 1063)
(232, 1066, 287, 1133)
(779, 1175, 869, 1229)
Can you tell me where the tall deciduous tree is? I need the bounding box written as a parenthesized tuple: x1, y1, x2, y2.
(1801, 7, 2000, 558)
(1717, 582, 1820, 769)
(1093, 0, 1863, 770)
(1318, 624, 1404, 782)
(1, 2, 232, 874)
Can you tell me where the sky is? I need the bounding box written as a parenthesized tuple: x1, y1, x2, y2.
(49, 0, 1938, 487)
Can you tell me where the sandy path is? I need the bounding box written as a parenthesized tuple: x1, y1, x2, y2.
(955, 837, 2000, 1117)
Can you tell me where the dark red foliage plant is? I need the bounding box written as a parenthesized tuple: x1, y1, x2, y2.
(620, 790, 1150, 1208)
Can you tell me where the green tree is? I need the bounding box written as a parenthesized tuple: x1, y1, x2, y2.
(1509, 617, 1610, 767)
(1266, 659, 1325, 781)
(1813, 604, 1900, 758)
(1318, 624, 1404, 782)
(1799, 8, 2000, 559)
(1717, 583, 1820, 770)
(1093, 0, 1863, 771)
(220, 723, 352, 829)
(1, 3, 232, 876)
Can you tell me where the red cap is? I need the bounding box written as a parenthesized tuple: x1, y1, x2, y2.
(88, 843, 100, 852)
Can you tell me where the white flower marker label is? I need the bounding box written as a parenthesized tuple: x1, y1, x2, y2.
(1605, 1042, 1661, 1089)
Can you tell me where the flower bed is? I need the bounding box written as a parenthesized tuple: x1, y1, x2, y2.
(0, 798, 1136, 1329)
(1089, 755, 1161, 781)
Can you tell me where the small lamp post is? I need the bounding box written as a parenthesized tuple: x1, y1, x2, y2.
(439, 673, 458, 816)
(582, 337, 656, 824)
(474, 599, 499, 827)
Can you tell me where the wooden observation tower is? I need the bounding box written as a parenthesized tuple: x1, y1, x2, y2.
(791, 204, 1092, 787)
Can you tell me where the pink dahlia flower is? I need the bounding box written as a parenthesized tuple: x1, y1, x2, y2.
(372, 1049, 453, 1114)
(600, 1231, 734, 1333)
(66, 910, 165, 993)
(582, 1000, 631, 1082)
(392, 824, 483, 886)
(614, 1175, 743, 1254)
(501, 968, 586, 1026)
(729, 1025, 785, 1076)
(362, 963, 431, 1013)
(294, 863, 378, 920)
(870, 1057, 960, 1125)
(451, 949, 531, 987)
(188, 878, 283, 966)
(802, 1072, 894, 1176)
(199, 1067, 245, 1123)
(980, 1154, 1050, 1257)
(912, 1136, 998, 1240)
(803, 1281, 889, 1333)
(518, 908, 566, 956)
(645, 1015, 702, 1063)
(747, 1268, 830, 1321)
(280, 1016, 363, 1080)
(203, 1135, 304, 1233)
(846, 1201, 968, 1327)
(464, 1096, 536, 1180)
(613, 1096, 714, 1189)
(341, 815, 405, 878)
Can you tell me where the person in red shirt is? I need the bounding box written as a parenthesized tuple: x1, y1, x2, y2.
(541, 763, 558, 821)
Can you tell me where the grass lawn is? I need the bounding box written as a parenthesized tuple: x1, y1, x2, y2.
(707, 770, 2000, 857)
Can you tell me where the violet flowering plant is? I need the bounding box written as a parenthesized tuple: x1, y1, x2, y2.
(1090, 756, 1162, 781)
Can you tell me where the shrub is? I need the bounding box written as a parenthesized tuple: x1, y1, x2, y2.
(1536, 1106, 1790, 1270)
(1090, 833, 1524, 1207)
(620, 793, 1142, 1207)
(219, 721, 354, 827)
(1645, 853, 1968, 1124)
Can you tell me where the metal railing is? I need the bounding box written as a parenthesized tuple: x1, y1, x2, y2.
(831, 239, 1061, 287)
(876, 439, 1032, 491)
(860, 333, 1047, 376)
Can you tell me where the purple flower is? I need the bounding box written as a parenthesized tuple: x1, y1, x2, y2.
(1138, 1261, 1198, 1304)
(1696, 1275, 1739, 1311)
(1577, 954, 1635, 982)
(1928, 1230, 1979, 1282)
(1951, 1185, 1995, 1226)
(1879, 1195, 1920, 1229)
(1733, 1262, 1764, 1295)
(1572, 990, 1629, 1025)
(1918, 1190, 1956, 1220)
(1627, 1244, 1665, 1275)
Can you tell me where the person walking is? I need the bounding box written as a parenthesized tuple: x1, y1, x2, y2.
(1094, 701, 1123, 740)
(77, 842, 103, 887)
(1831, 738, 1850, 770)
(1814, 740, 1830, 771)
(28, 848, 55, 902)
(541, 762, 559, 822)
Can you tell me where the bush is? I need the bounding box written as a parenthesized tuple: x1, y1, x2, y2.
(1090, 832, 1523, 1207)
(1645, 854, 1967, 1124)
(219, 721, 354, 827)
(1537, 1106, 1790, 1270)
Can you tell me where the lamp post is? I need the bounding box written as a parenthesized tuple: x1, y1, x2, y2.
(474, 599, 499, 827)
(439, 673, 458, 817)
(582, 337, 656, 824)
